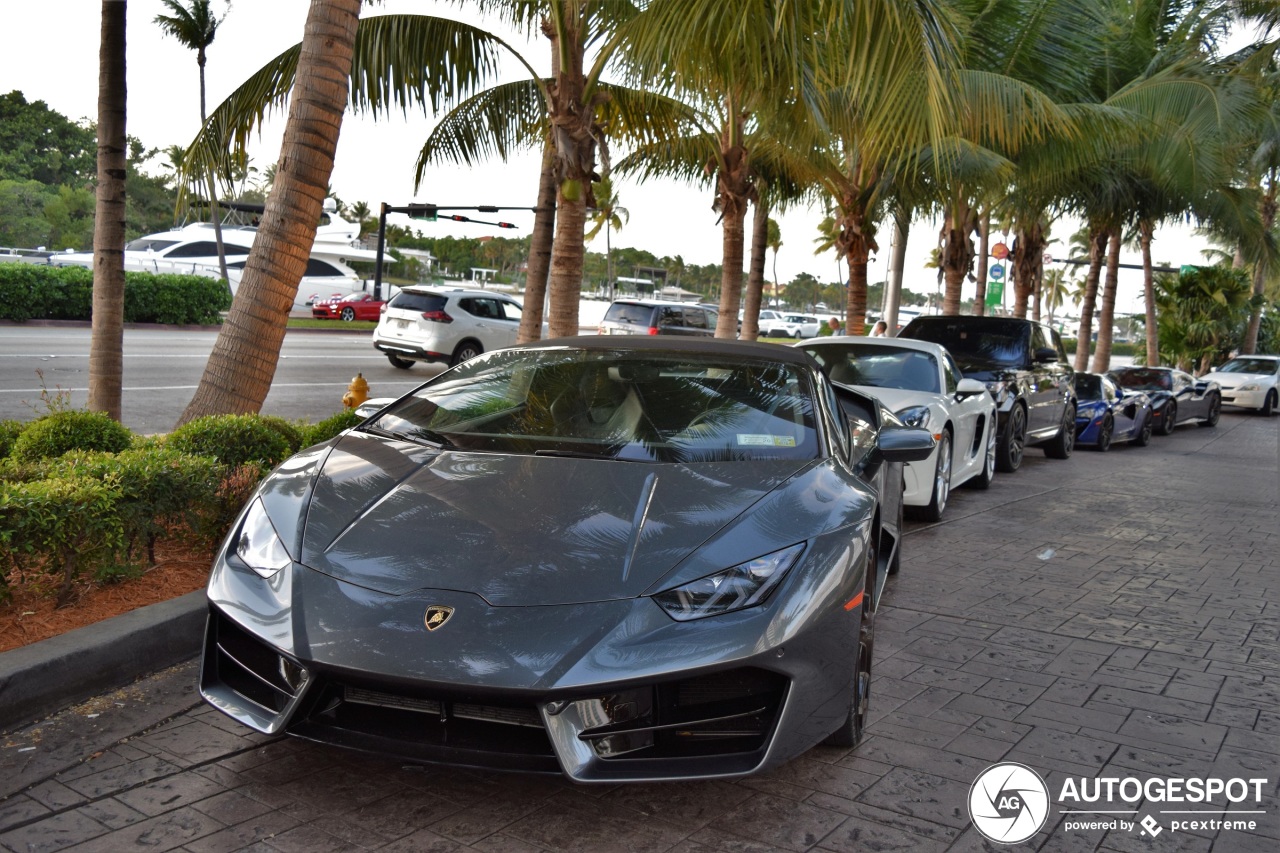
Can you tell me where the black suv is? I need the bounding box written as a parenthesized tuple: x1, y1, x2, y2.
(898, 316, 1076, 472)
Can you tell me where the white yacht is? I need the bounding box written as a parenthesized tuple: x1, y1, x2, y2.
(52, 199, 387, 307)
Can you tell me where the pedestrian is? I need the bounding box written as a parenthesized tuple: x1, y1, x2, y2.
(827, 317, 841, 334)
(870, 320, 888, 337)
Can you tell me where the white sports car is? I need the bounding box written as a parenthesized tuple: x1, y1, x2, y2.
(798, 336, 999, 521)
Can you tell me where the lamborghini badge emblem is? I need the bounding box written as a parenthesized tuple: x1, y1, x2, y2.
(424, 605, 454, 632)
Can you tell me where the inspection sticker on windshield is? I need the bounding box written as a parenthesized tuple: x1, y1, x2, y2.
(737, 434, 796, 447)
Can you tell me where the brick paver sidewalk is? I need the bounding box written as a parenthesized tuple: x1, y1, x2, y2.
(1, 412, 1275, 852)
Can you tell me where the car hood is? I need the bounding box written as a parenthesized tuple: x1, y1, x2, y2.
(1204, 371, 1269, 388)
(290, 433, 809, 605)
(951, 364, 1022, 383)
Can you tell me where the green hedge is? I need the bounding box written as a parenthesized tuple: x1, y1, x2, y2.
(10, 411, 134, 461)
(0, 263, 231, 324)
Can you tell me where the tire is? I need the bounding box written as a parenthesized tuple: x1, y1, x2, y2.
(1158, 401, 1177, 435)
(966, 417, 997, 490)
(995, 405, 1026, 474)
(1043, 405, 1076, 459)
(450, 341, 483, 366)
(1262, 390, 1277, 417)
(1132, 413, 1153, 447)
(1201, 393, 1220, 427)
(386, 354, 413, 370)
(340, 307, 356, 322)
(823, 536, 875, 748)
(914, 430, 951, 522)
(1094, 414, 1113, 452)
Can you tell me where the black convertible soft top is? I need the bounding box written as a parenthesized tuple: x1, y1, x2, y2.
(513, 334, 821, 368)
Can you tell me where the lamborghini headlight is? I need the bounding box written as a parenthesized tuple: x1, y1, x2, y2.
(895, 405, 932, 429)
(235, 498, 291, 579)
(653, 544, 805, 621)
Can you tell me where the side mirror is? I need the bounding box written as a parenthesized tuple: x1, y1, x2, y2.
(956, 378, 987, 398)
(1034, 347, 1059, 363)
(878, 425, 936, 463)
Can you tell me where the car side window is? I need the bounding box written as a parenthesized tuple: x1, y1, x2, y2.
(684, 308, 707, 329)
(1051, 329, 1069, 361)
(1102, 377, 1118, 402)
(942, 353, 960, 395)
(498, 300, 523, 322)
(816, 374, 850, 464)
(658, 307, 682, 327)
(1030, 324, 1051, 355)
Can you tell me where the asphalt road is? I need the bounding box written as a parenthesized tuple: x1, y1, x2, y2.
(0, 325, 442, 434)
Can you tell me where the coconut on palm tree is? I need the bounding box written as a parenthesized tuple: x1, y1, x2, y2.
(585, 175, 628, 299)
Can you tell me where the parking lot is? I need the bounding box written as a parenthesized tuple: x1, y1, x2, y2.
(0, 403, 1275, 852)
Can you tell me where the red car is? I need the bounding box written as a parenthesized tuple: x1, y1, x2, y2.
(311, 292, 386, 321)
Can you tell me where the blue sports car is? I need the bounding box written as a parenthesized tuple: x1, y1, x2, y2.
(1073, 373, 1154, 451)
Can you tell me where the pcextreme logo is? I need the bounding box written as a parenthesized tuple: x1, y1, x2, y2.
(968, 762, 1271, 844)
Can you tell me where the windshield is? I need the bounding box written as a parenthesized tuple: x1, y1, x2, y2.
(802, 344, 940, 393)
(1113, 368, 1171, 391)
(366, 349, 819, 463)
(1072, 374, 1104, 401)
(1216, 358, 1278, 375)
(899, 319, 1029, 367)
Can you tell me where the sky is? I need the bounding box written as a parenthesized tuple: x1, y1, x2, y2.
(0, 0, 1250, 319)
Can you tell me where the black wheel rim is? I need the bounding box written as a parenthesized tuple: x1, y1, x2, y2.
(1099, 417, 1112, 449)
(1010, 408, 1025, 466)
(852, 640, 871, 744)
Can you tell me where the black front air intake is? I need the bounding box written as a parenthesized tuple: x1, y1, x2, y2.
(209, 612, 308, 716)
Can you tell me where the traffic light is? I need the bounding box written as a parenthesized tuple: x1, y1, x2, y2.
(405, 203, 438, 221)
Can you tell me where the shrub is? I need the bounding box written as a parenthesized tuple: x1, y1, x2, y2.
(258, 415, 306, 454)
(201, 463, 268, 549)
(0, 475, 124, 605)
(302, 409, 362, 446)
(52, 448, 227, 565)
(168, 414, 292, 468)
(10, 410, 134, 461)
(0, 420, 24, 459)
(0, 264, 230, 325)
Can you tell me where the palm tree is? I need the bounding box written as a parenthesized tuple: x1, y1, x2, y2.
(767, 217, 782, 307)
(1155, 265, 1258, 372)
(154, 0, 232, 284)
(179, 0, 364, 425)
(585, 175, 628, 298)
(88, 0, 127, 421)
(1041, 266, 1071, 324)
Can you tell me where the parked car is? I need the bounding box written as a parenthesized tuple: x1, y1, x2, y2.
(597, 299, 718, 337)
(310, 292, 386, 321)
(372, 286, 527, 368)
(199, 337, 934, 781)
(1202, 355, 1280, 415)
(764, 314, 822, 339)
(799, 337, 998, 521)
(1072, 373, 1154, 451)
(1108, 367, 1220, 433)
(897, 316, 1076, 472)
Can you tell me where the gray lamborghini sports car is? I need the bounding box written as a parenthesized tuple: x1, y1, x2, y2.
(200, 337, 933, 782)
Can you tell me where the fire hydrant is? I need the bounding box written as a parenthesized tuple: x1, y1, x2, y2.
(342, 373, 369, 410)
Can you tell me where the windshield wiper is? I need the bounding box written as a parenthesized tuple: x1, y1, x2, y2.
(360, 424, 456, 449)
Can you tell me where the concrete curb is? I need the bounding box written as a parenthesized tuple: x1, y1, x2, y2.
(0, 590, 207, 733)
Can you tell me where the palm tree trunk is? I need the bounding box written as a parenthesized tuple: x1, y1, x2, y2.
(1139, 219, 1158, 366)
(974, 211, 989, 316)
(713, 196, 747, 339)
(88, 0, 127, 422)
(846, 249, 870, 336)
(884, 207, 908, 334)
(1242, 181, 1275, 355)
(518, 139, 556, 344)
(740, 196, 769, 341)
(1090, 228, 1121, 373)
(547, 190, 587, 338)
(198, 50, 229, 285)
(1074, 228, 1106, 371)
(177, 0, 362, 426)
(939, 201, 971, 316)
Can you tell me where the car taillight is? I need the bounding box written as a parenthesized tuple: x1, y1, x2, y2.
(422, 310, 452, 323)
(648, 326, 659, 335)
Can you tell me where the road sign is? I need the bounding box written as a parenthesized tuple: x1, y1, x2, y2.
(1043, 252, 1053, 265)
(989, 264, 1005, 280)
(992, 242, 1010, 260)
(1179, 264, 1198, 275)
(985, 280, 1004, 306)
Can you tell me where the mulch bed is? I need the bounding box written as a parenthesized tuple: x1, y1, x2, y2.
(0, 540, 213, 654)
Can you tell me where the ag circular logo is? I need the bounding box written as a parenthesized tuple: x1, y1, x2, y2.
(968, 762, 1050, 844)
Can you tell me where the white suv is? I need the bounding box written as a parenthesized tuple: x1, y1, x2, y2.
(373, 286, 526, 369)
(762, 314, 821, 339)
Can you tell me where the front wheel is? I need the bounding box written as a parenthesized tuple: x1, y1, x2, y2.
(1261, 390, 1277, 417)
(823, 539, 875, 748)
(1043, 405, 1076, 459)
(966, 417, 997, 490)
(450, 341, 483, 366)
(1201, 394, 1220, 427)
(340, 307, 356, 322)
(995, 405, 1026, 474)
(1158, 401, 1177, 435)
(1133, 414, 1153, 446)
(1094, 414, 1114, 452)
(914, 431, 951, 522)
